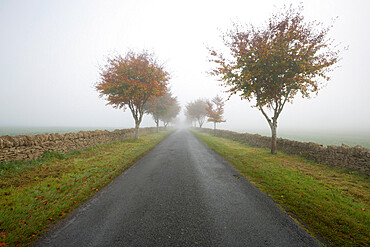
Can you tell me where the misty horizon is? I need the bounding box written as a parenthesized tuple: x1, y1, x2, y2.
(1, 0, 369, 143)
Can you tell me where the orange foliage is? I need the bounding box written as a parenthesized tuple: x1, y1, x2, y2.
(96, 50, 169, 111)
(145, 89, 180, 129)
(206, 95, 225, 124)
(95, 50, 169, 138)
(208, 4, 342, 153)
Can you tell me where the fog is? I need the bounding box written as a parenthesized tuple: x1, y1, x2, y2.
(0, 0, 369, 137)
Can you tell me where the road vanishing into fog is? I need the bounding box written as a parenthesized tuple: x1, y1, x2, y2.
(34, 129, 321, 247)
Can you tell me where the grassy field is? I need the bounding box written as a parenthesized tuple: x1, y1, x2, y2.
(0, 131, 170, 246)
(193, 131, 369, 247)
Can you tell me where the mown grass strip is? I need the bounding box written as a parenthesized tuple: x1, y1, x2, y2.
(193, 131, 369, 247)
(0, 131, 171, 246)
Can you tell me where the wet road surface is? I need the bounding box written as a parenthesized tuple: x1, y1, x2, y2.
(34, 129, 321, 246)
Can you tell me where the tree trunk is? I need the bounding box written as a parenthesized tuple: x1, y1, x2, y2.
(129, 105, 143, 140)
(156, 119, 159, 133)
(270, 121, 277, 155)
(258, 104, 280, 155)
(135, 122, 140, 140)
(213, 122, 216, 136)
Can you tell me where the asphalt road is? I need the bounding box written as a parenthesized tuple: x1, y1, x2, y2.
(34, 129, 322, 247)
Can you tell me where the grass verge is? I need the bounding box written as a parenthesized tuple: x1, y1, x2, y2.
(193, 131, 369, 247)
(0, 131, 171, 246)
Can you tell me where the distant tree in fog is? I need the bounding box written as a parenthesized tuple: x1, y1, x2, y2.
(184, 109, 196, 127)
(161, 97, 181, 128)
(145, 88, 172, 132)
(208, 4, 342, 154)
(206, 95, 225, 135)
(185, 99, 208, 128)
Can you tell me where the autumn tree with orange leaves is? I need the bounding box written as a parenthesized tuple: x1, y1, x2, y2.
(145, 88, 180, 132)
(96, 51, 169, 139)
(185, 99, 208, 128)
(206, 95, 225, 135)
(209, 5, 341, 154)
(160, 97, 181, 128)
(144, 90, 170, 133)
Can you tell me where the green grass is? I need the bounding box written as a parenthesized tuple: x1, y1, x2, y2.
(193, 131, 369, 247)
(0, 131, 171, 246)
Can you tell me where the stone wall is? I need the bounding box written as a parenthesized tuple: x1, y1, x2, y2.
(0, 127, 160, 162)
(196, 128, 370, 174)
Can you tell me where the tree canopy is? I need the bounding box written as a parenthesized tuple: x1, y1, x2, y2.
(209, 5, 341, 154)
(206, 95, 225, 134)
(145, 89, 180, 131)
(161, 96, 181, 128)
(185, 99, 208, 128)
(96, 50, 169, 139)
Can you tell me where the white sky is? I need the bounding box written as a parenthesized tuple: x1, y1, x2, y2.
(0, 0, 369, 135)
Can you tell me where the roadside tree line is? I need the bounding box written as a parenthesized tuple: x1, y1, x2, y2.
(95, 4, 342, 154)
(184, 96, 225, 134)
(95, 51, 180, 139)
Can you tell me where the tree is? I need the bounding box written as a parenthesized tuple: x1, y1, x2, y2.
(184, 109, 196, 127)
(96, 51, 169, 139)
(160, 97, 181, 128)
(206, 95, 226, 135)
(145, 89, 181, 130)
(185, 99, 208, 128)
(145, 89, 173, 132)
(208, 5, 341, 154)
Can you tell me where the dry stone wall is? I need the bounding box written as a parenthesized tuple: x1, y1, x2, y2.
(196, 128, 370, 175)
(0, 127, 159, 162)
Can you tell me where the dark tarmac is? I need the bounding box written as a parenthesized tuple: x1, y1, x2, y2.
(34, 129, 322, 246)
